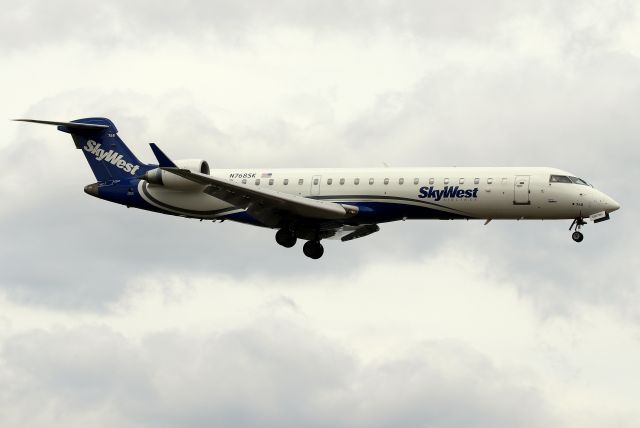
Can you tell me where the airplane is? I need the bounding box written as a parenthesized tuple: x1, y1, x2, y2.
(14, 117, 620, 259)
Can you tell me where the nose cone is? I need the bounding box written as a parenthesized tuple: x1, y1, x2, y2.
(607, 197, 621, 212)
(84, 183, 99, 197)
(603, 195, 620, 213)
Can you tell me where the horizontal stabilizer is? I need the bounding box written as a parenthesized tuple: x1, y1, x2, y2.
(13, 119, 109, 130)
(149, 143, 177, 168)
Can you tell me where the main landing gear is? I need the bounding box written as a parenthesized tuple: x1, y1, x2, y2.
(303, 240, 324, 259)
(275, 228, 325, 259)
(275, 228, 297, 248)
(569, 217, 586, 243)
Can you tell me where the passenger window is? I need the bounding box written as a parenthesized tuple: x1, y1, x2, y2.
(384, 178, 389, 185)
(283, 178, 289, 185)
(459, 178, 465, 185)
(298, 179, 304, 185)
(255, 179, 260, 185)
(354, 178, 360, 185)
(399, 178, 404, 185)
(474, 178, 479, 184)
(444, 178, 449, 185)
(414, 178, 419, 185)
(487, 178, 493, 184)
(242, 178, 247, 184)
(369, 178, 374, 185)
(327, 178, 333, 185)
(501, 177, 508, 184)
(269, 179, 274, 185)
(429, 178, 434, 185)
(340, 178, 345, 185)
(313, 178, 319, 185)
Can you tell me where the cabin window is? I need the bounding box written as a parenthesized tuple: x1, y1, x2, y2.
(313, 178, 319, 185)
(354, 178, 360, 185)
(429, 178, 434, 185)
(487, 178, 493, 184)
(269, 179, 274, 185)
(384, 178, 389, 185)
(444, 178, 449, 185)
(369, 178, 374, 185)
(255, 179, 260, 185)
(474, 178, 479, 184)
(283, 178, 289, 185)
(414, 178, 419, 185)
(242, 178, 247, 184)
(327, 178, 333, 185)
(298, 178, 304, 185)
(501, 177, 508, 184)
(550, 175, 572, 184)
(459, 178, 465, 184)
(340, 178, 345, 185)
(399, 178, 404, 185)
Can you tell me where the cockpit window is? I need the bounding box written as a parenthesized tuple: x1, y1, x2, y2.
(549, 175, 572, 183)
(569, 176, 590, 186)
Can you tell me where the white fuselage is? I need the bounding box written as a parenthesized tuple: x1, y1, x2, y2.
(138, 166, 620, 224)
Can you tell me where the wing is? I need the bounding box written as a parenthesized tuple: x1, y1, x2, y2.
(162, 168, 359, 227)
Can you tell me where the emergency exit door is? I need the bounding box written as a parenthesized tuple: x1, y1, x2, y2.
(311, 175, 322, 196)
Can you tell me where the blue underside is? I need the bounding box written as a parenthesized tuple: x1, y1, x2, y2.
(92, 181, 469, 226)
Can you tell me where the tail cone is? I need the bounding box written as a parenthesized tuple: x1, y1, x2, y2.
(84, 183, 99, 197)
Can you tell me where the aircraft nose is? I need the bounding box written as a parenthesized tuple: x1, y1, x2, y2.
(607, 196, 620, 212)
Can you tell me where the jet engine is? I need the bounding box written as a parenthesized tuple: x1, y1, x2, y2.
(141, 159, 210, 189)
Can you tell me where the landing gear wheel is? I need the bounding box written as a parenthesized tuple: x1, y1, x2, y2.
(275, 229, 297, 248)
(572, 231, 584, 242)
(303, 241, 324, 259)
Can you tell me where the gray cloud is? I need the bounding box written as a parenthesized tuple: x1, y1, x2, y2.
(0, 0, 510, 50)
(0, 319, 553, 428)
(1, 3, 640, 426)
(2, 0, 635, 51)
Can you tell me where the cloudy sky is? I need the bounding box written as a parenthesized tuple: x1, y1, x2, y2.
(1, 1, 639, 426)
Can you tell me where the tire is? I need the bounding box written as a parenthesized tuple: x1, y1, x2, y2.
(276, 229, 297, 248)
(303, 241, 324, 259)
(572, 231, 584, 242)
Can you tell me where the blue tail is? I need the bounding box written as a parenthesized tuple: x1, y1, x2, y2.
(57, 117, 149, 182)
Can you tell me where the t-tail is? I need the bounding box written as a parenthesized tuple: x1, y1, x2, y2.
(13, 117, 151, 182)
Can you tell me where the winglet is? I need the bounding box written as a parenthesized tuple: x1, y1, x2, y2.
(149, 143, 177, 168)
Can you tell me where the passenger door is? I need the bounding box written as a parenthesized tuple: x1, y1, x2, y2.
(514, 175, 530, 205)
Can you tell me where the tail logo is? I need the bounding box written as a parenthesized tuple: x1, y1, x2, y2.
(83, 140, 139, 175)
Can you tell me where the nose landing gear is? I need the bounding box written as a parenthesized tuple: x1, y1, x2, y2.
(569, 218, 586, 243)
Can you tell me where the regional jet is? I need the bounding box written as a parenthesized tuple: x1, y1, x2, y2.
(15, 117, 620, 259)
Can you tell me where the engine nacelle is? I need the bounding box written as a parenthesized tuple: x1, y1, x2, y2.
(141, 159, 210, 190)
(173, 159, 210, 175)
